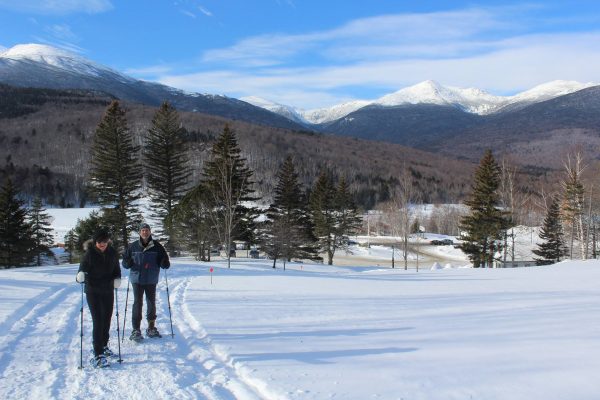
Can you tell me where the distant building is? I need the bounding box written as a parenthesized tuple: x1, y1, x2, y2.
(494, 260, 536, 268)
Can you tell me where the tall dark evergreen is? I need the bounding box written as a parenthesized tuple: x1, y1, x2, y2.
(145, 101, 191, 252)
(533, 197, 568, 265)
(334, 177, 362, 250)
(309, 172, 360, 265)
(28, 197, 55, 266)
(201, 124, 257, 268)
(262, 156, 319, 268)
(0, 178, 34, 267)
(172, 184, 218, 261)
(88, 100, 141, 251)
(459, 150, 511, 268)
(64, 210, 104, 263)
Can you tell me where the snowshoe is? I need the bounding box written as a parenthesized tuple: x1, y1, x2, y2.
(146, 326, 162, 338)
(90, 354, 110, 369)
(103, 346, 116, 358)
(130, 329, 143, 342)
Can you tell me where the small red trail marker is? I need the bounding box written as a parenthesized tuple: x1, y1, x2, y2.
(209, 267, 214, 284)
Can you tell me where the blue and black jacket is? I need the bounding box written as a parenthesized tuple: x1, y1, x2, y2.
(122, 236, 170, 285)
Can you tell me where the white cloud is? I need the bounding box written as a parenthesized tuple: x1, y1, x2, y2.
(0, 0, 113, 15)
(197, 5, 212, 17)
(151, 6, 600, 108)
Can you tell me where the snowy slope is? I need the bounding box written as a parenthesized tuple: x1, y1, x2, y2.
(0, 44, 132, 80)
(1, 258, 600, 400)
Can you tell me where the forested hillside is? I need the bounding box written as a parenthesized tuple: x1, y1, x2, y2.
(0, 85, 490, 209)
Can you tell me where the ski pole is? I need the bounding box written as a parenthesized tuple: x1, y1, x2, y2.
(122, 279, 130, 342)
(114, 287, 123, 363)
(79, 281, 84, 370)
(164, 270, 174, 338)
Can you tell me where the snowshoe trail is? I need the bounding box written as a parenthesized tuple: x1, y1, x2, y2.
(0, 269, 275, 400)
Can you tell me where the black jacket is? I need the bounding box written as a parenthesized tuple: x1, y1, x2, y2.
(78, 242, 121, 294)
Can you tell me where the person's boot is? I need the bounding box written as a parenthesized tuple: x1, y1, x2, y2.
(146, 319, 162, 338)
(130, 329, 143, 342)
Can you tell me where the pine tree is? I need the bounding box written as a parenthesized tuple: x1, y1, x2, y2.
(533, 197, 568, 265)
(145, 101, 191, 252)
(334, 177, 362, 250)
(0, 178, 34, 268)
(64, 211, 104, 263)
(309, 172, 360, 265)
(262, 156, 319, 268)
(201, 124, 257, 268)
(88, 100, 141, 251)
(28, 197, 55, 266)
(459, 150, 510, 268)
(310, 171, 337, 264)
(172, 184, 218, 261)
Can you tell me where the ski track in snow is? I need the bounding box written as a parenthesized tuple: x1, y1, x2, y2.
(0, 273, 270, 400)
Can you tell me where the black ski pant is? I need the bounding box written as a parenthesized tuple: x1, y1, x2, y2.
(131, 283, 157, 331)
(86, 290, 114, 357)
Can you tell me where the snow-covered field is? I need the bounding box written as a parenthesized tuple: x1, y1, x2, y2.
(1, 257, 600, 399)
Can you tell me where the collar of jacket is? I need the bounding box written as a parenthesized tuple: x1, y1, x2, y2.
(139, 237, 155, 251)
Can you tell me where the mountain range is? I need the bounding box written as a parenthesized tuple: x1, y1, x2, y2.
(1, 43, 599, 172)
(0, 44, 306, 131)
(243, 79, 597, 124)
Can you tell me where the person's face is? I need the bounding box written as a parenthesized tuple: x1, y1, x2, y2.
(140, 228, 151, 240)
(95, 240, 108, 252)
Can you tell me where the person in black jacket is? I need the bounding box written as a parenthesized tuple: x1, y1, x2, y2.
(122, 223, 170, 341)
(76, 228, 121, 368)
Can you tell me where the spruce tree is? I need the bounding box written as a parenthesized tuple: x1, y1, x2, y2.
(310, 171, 337, 264)
(459, 150, 510, 268)
(28, 197, 55, 266)
(334, 177, 362, 248)
(88, 100, 141, 251)
(172, 184, 218, 261)
(262, 156, 319, 268)
(201, 124, 257, 268)
(145, 101, 191, 252)
(533, 197, 568, 265)
(0, 178, 34, 267)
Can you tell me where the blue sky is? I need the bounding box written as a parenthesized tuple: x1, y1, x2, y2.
(1, 0, 600, 109)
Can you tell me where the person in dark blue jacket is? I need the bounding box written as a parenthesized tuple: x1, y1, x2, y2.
(76, 228, 121, 368)
(122, 223, 170, 341)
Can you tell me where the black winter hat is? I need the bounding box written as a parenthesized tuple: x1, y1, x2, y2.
(93, 228, 111, 243)
(139, 223, 151, 231)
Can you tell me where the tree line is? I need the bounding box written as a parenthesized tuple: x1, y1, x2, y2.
(61, 100, 362, 268)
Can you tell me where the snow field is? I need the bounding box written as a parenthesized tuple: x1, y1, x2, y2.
(1, 259, 600, 399)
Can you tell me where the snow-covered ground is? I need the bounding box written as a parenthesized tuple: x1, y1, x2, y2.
(1, 258, 599, 399)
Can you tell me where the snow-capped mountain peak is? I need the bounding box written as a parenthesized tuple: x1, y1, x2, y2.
(0, 43, 127, 79)
(375, 80, 504, 114)
(507, 80, 597, 104)
(240, 96, 308, 124)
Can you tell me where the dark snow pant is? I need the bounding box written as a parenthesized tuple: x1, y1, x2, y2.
(86, 290, 114, 357)
(131, 283, 157, 331)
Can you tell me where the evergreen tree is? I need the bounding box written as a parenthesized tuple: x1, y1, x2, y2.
(172, 184, 218, 261)
(64, 211, 104, 263)
(145, 101, 191, 252)
(28, 197, 55, 266)
(459, 150, 510, 268)
(88, 100, 141, 251)
(0, 178, 34, 267)
(310, 171, 337, 264)
(262, 156, 319, 268)
(63, 229, 77, 264)
(309, 172, 360, 265)
(334, 177, 362, 249)
(533, 197, 568, 265)
(201, 124, 257, 268)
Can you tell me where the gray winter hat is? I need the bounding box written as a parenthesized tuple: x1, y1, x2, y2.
(139, 223, 151, 231)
